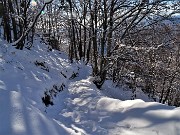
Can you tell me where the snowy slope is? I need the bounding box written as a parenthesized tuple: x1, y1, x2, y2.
(0, 38, 180, 135)
(0, 38, 90, 135)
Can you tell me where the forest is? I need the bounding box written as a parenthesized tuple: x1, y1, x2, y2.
(0, 0, 180, 107)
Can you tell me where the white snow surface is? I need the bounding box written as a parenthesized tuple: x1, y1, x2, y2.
(0, 38, 180, 135)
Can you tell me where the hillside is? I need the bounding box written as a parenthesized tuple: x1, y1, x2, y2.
(0, 38, 180, 135)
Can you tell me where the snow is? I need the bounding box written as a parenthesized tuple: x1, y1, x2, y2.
(0, 38, 180, 135)
(102, 80, 154, 102)
(44, 0, 53, 4)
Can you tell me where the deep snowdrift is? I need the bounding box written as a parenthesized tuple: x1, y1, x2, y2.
(0, 38, 180, 135)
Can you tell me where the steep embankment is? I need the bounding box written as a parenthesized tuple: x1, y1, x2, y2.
(0, 38, 90, 135)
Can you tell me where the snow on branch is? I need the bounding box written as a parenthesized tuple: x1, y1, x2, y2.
(10, 0, 54, 46)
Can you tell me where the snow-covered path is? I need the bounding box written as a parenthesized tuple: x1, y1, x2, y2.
(49, 77, 180, 135)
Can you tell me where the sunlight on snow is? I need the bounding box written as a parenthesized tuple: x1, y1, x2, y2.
(0, 80, 6, 90)
(71, 124, 88, 135)
(97, 97, 145, 112)
(54, 120, 81, 135)
(31, 71, 42, 81)
(29, 110, 42, 135)
(145, 109, 180, 119)
(10, 91, 26, 133)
